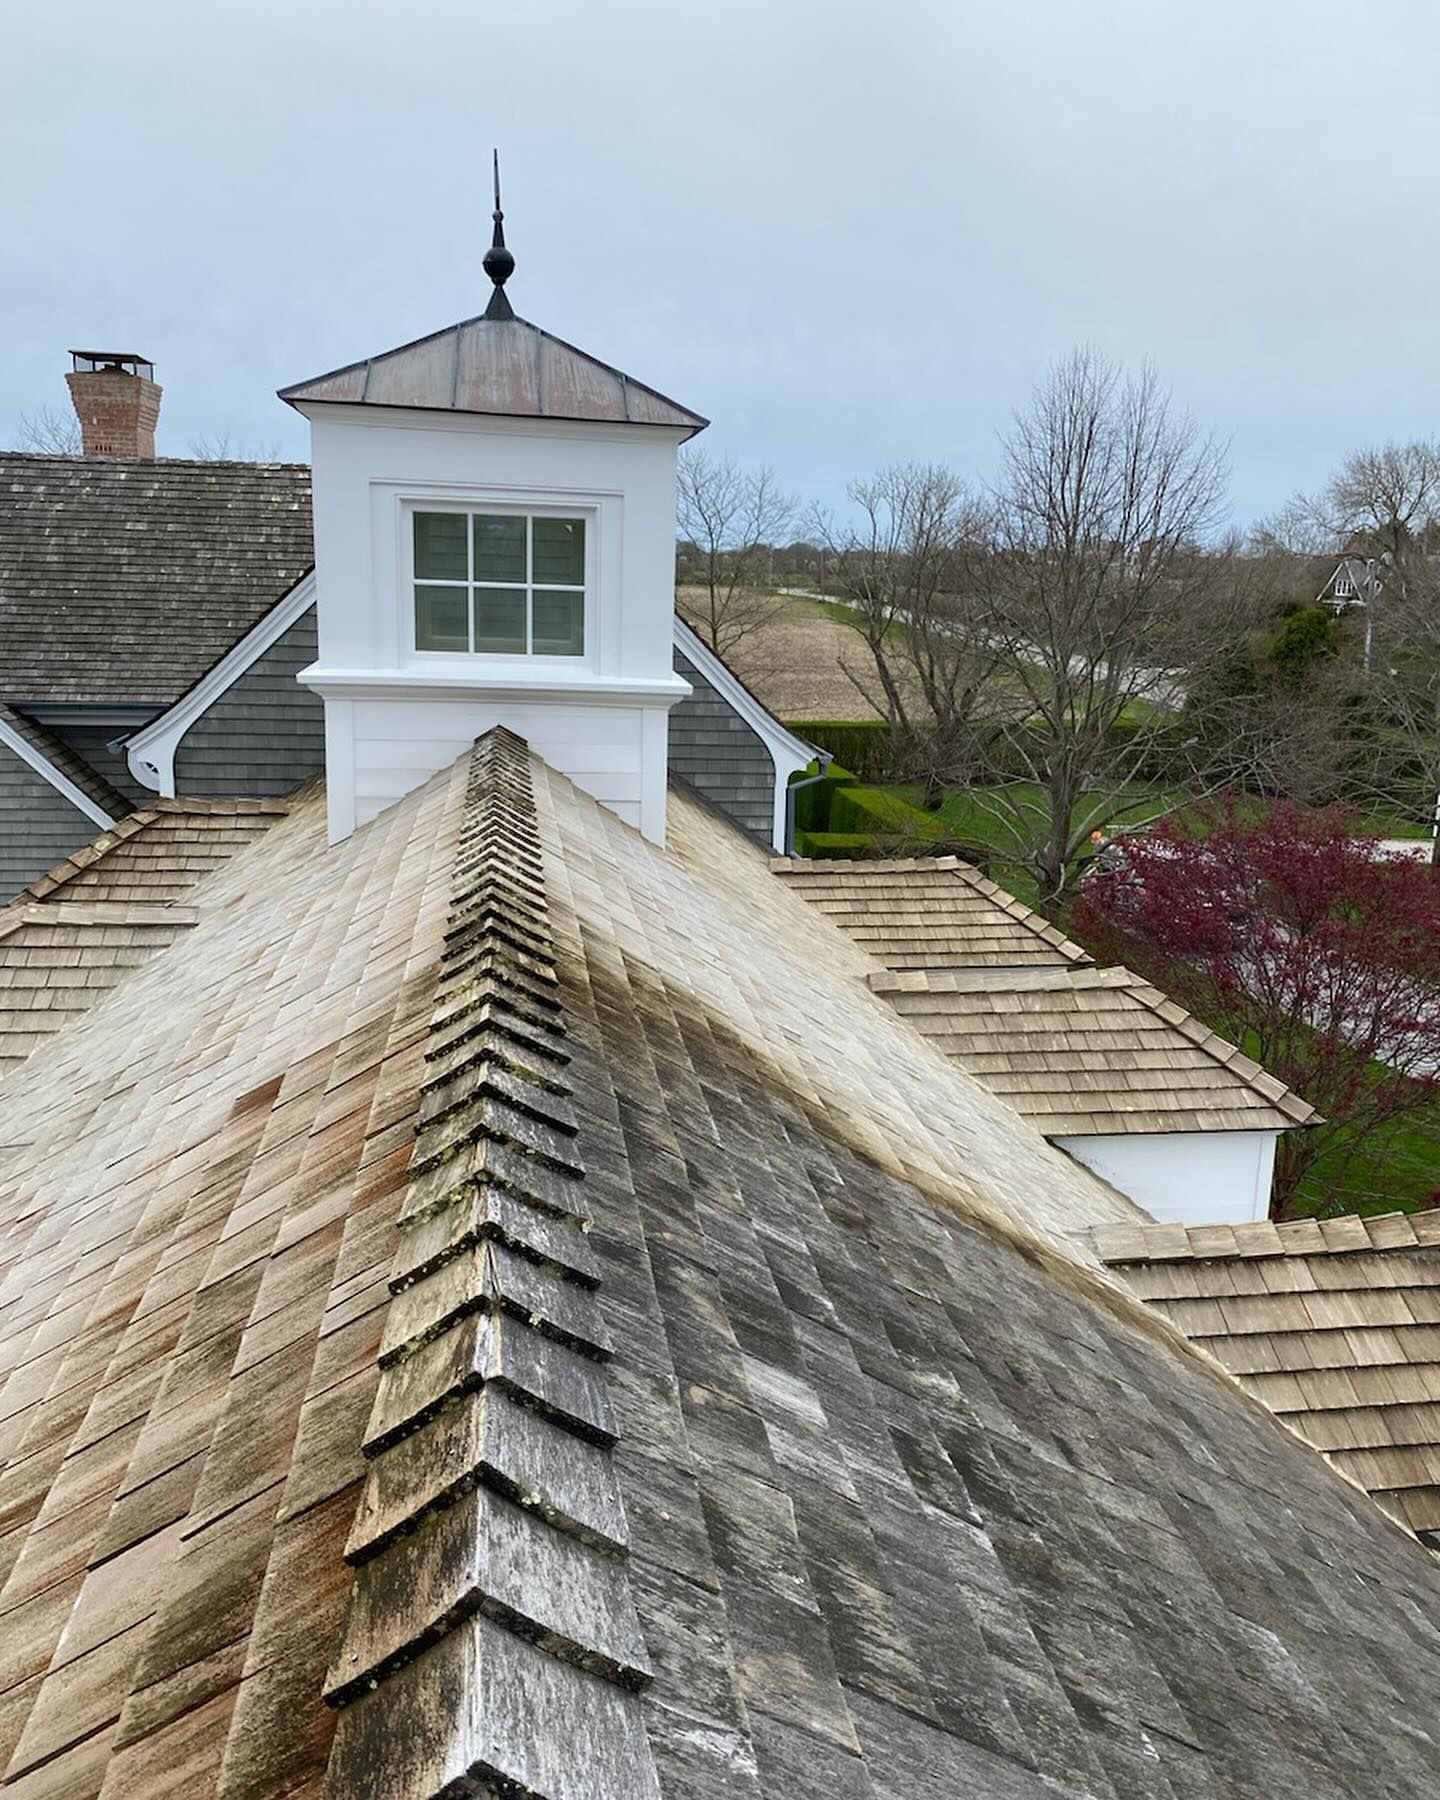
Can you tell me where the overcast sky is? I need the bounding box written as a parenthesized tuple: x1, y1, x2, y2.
(2, 1, 1435, 527)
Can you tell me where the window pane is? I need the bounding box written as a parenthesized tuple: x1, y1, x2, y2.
(414, 512, 468, 581)
(474, 586, 527, 653)
(532, 517, 585, 586)
(533, 589, 584, 656)
(415, 584, 469, 652)
(473, 515, 527, 582)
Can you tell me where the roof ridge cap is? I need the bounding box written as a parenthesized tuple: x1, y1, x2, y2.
(321, 726, 661, 1799)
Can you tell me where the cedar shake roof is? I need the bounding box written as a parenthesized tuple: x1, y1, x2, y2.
(3, 746, 1440, 1796)
(1096, 1210, 1440, 1536)
(0, 454, 313, 705)
(279, 313, 708, 436)
(870, 964, 1318, 1136)
(0, 703, 128, 821)
(0, 798, 286, 1079)
(772, 854, 1092, 970)
(776, 856, 1315, 1137)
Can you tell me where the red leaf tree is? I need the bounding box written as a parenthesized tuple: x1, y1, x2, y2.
(1073, 800, 1440, 1216)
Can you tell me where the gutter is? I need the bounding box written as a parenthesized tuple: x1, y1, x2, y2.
(782, 749, 834, 858)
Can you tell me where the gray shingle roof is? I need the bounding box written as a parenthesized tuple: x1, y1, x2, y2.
(0, 453, 313, 704)
(2, 744, 1440, 1796)
(279, 312, 708, 435)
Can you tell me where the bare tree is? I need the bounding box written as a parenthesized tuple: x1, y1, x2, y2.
(15, 406, 82, 455)
(1283, 440, 1440, 853)
(1326, 441, 1440, 567)
(187, 431, 284, 462)
(676, 450, 794, 659)
(1354, 566, 1440, 860)
(967, 349, 1239, 915)
(814, 463, 999, 795)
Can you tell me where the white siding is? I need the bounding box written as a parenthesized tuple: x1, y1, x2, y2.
(344, 696, 661, 834)
(299, 406, 690, 844)
(1053, 1129, 1279, 1226)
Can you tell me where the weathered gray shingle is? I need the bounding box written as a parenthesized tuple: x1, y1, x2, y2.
(1, 755, 1438, 1798)
(0, 452, 313, 704)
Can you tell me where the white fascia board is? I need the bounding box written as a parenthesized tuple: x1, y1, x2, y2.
(0, 716, 116, 830)
(673, 617, 817, 850)
(292, 400, 694, 448)
(125, 570, 317, 795)
(301, 668, 692, 706)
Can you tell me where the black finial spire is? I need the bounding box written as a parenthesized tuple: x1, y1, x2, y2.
(483, 149, 516, 320)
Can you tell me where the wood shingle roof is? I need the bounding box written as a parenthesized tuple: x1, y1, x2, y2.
(0, 703, 128, 822)
(0, 454, 313, 705)
(1, 754, 1439, 1796)
(0, 798, 286, 1079)
(772, 853, 1092, 969)
(1096, 1210, 1440, 1534)
(873, 964, 1318, 1136)
(776, 854, 1316, 1138)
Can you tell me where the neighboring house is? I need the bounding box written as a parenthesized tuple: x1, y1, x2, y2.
(1317, 554, 1382, 611)
(1096, 1209, 1440, 1540)
(3, 226, 1440, 1799)
(775, 854, 1318, 1224)
(0, 368, 810, 900)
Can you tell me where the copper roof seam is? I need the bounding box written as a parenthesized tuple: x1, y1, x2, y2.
(321, 726, 661, 1800)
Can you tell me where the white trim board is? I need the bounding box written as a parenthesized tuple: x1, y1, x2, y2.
(122, 573, 815, 853)
(673, 617, 816, 849)
(0, 715, 117, 831)
(125, 569, 318, 795)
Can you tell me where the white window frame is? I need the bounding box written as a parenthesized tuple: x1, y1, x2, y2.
(406, 499, 594, 664)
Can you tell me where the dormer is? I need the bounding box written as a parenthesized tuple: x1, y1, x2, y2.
(280, 172, 707, 845)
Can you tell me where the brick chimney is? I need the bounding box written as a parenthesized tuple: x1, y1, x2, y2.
(65, 351, 161, 457)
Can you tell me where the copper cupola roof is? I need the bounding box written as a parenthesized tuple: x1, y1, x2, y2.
(279, 156, 707, 436)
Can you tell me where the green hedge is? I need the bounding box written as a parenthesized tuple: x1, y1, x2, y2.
(793, 830, 877, 859)
(827, 784, 945, 841)
(786, 720, 895, 782)
(790, 715, 1202, 790)
(789, 761, 857, 835)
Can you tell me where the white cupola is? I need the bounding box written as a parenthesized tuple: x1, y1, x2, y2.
(279, 165, 707, 845)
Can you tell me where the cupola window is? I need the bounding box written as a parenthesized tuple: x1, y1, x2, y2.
(413, 509, 586, 657)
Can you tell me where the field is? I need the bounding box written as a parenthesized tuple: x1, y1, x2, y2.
(679, 591, 918, 720)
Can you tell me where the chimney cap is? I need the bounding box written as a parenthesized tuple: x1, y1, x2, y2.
(70, 350, 155, 380)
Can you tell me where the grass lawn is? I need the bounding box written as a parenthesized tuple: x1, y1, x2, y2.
(890, 779, 1431, 860)
(1291, 1100, 1440, 1217)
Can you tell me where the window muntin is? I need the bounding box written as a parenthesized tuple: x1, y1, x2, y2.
(413, 510, 585, 656)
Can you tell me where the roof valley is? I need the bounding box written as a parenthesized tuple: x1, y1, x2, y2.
(321, 728, 661, 1800)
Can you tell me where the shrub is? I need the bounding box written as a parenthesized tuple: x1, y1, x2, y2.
(1075, 797, 1440, 1216)
(1267, 605, 1339, 684)
(827, 784, 945, 841)
(786, 720, 895, 782)
(793, 830, 878, 858)
(789, 761, 858, 834)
